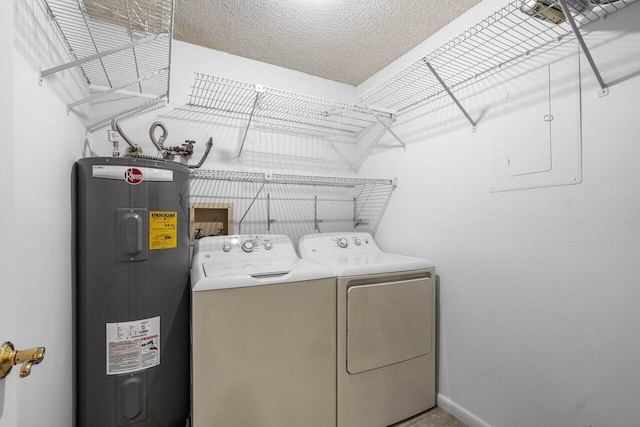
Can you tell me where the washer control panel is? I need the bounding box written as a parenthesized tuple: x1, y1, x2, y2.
(195, 234, 297, 261)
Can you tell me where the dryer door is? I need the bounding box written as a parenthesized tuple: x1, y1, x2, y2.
(346, 277, 433, 374)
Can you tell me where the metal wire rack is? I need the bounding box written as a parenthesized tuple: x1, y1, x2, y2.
(190, 168, 395, 187)
(40, 0, 174, 131)
(185, 0, 636, 155)
(187, 74, 397, 154)
(355, 0, 637, 115)
(190, 169, 397, 241)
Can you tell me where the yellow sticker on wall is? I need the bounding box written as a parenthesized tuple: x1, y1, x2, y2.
(149, 211, 177, 250)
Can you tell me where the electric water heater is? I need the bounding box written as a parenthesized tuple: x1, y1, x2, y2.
(75, 157, 190, 427)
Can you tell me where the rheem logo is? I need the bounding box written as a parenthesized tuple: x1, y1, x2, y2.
(124, 168, 144, 185)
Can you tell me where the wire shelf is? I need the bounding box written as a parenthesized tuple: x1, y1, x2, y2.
(356, 0, 638, 113)
(190, 169, 395, 188)
(41, 0, 174, 130)
(184, 0, 636, 157)
(190, 169, 397, 240)
(187, 73, 394, 139)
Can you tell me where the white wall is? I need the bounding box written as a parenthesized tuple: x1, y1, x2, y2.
(0, 0, 17, 424)
(356, 1, 640, 426)
(1, 0, 89, 426)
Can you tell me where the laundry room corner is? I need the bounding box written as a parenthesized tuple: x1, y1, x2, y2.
(355, 1, 640, 426)
(3, 0, 640, 426)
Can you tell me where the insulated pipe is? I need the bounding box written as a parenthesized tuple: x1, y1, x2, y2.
(149, 121, 168, 155)
(110, 118, 139, 152)
(188, 137, 213, 169)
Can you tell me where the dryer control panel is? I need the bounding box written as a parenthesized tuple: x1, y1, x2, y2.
(299, 232, 381, 257)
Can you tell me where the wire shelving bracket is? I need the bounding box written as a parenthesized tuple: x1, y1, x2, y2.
(556, 0, 610, 96)
(424, 60, 477, 131)
(39, 0, 175, 131)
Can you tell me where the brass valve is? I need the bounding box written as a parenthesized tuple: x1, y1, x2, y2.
(0, 342, 45, 379)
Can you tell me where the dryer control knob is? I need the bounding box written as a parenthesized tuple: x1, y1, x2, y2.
(264, 242, 273, 250)
(337, 238, 349, 248)
(242, 241, 254, 253)
(353, 238, 361, 246)
(222, 244, 232, 252)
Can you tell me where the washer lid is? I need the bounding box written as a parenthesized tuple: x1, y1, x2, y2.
(192, 257, 333, 291)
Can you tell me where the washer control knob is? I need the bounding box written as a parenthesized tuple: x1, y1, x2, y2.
(353, 238, 361, 246)
(337, 237, 349, 248)
(222, 244, 232, 252)
(242, 241, 254, 253)
(264, 242, 273, 250)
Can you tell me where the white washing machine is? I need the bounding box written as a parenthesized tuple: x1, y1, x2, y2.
(299, 232, 436, 427)
(190, 234, 336, 427)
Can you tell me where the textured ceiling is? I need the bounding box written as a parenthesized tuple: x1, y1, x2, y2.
(174, 0, 481, 86)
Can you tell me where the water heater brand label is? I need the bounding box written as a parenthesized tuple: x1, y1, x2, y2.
(106, 316, 160, 375)
(149, 211, 177, 250)
(92, 165, 173, 182)
(124, 168, 143, 185)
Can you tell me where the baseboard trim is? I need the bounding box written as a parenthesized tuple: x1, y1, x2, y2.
(437, 393, 491, 427)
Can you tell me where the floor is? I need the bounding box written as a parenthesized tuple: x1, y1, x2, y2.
(393, 407, 468, 427)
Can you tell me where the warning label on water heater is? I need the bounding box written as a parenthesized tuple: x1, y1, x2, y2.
(149, 211, 177, 250)
(106, 316, 160, 375)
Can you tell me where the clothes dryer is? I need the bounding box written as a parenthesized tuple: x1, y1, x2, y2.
(299, 232, 436, 427)
(190, 234, 336, 427)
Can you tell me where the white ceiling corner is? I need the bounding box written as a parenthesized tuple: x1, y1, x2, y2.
(174, 0, 481, 86)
